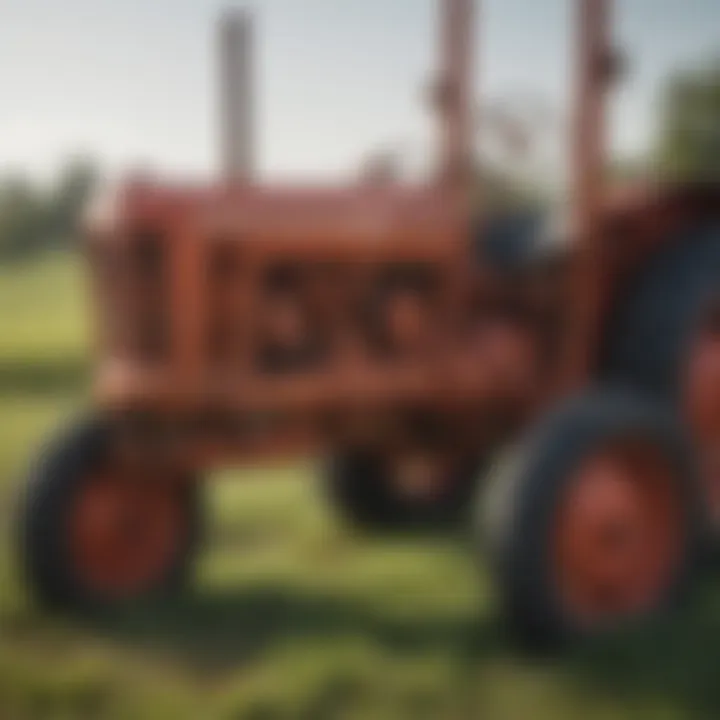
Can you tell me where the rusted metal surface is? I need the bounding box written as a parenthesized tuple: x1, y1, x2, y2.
(435, 0, 476, 199)
(86, 0, 720, 470)
(591, 184, 720, 344)
(557, 0, 615, 392)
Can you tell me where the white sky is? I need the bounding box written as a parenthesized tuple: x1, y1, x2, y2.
(0, 0, 718, 183)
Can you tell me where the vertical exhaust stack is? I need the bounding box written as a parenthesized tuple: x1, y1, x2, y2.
(219, 8, 255, 183)
(436, 0, 476, 201)
(572, 0, 613, 246)
(562, 0, 617, 387)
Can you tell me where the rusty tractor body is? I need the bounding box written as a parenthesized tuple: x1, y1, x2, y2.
(19, 0, 720, 644)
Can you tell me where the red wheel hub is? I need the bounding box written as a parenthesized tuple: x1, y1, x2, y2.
(68, 469, 186, 600)
(553, 442, 683, 625)
(684, 319, 720, 520)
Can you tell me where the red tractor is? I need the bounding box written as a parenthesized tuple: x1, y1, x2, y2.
(18, 0, 720, 645)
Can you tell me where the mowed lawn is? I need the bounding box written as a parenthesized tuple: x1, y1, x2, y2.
(2, 255, 720, 720)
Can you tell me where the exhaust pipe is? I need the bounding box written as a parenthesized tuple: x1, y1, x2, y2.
(219, 8, 255, 182)
(561, 0, 618, 388)
(436, 0, 476, 197)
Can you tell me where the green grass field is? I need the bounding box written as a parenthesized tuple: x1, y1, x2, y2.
(2, 254, 720, 719)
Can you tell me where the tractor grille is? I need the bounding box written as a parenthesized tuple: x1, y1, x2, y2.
(90, 230, 170, 366)
(127, 231, 170, 363)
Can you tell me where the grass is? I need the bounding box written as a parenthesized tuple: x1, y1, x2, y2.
(1, 253, 720, 719)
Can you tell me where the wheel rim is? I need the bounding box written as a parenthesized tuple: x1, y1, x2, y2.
(68, 469, 186, 600)
(684, 319, 720, 520)
(553, 441, 684, 626)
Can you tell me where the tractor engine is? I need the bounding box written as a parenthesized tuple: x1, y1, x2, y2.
(85, 180, 559, 476)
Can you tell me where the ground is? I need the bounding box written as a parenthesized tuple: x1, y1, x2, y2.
(1, 254, 720, 720)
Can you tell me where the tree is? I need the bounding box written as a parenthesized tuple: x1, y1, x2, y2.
(656, 58, 720, 183)
(47, 158, 99, 244)
(0, 158, 99, 260)
(0, 177, 50, 259)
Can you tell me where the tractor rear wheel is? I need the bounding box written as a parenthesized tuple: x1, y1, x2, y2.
(18, 414, 201, 612)
(604, 223, 720, 521)
(481, 392, 705, 647)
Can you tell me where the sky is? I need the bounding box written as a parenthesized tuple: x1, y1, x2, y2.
(0, 0, 718, 183)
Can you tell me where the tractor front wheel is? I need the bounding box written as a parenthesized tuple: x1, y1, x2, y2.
(603, 223, 720, 522)
(18, 414, 201, 612)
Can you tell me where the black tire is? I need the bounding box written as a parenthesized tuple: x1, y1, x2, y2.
(327, 450, 480, 532)
(603, 223, 720, 402)
(481, 391, 706, 648)
(17, 413, 201, 612)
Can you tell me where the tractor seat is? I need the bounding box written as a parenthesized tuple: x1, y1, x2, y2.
(474, 208, 567, 273)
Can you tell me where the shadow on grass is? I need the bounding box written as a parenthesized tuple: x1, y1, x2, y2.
(0, 358, 89, 396)
(565, 581, 720, 718)
(85, 583, 507, 675)
(80, 579, 720, 717)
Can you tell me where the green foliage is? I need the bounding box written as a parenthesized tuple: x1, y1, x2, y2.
(0, 177, 51, 259)
(48, 159, 99, 244)
(656, 58, 720, 183)
(0, 158, 98, 261)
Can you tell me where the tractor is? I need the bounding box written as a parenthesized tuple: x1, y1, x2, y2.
(18, 0, 720, 646)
